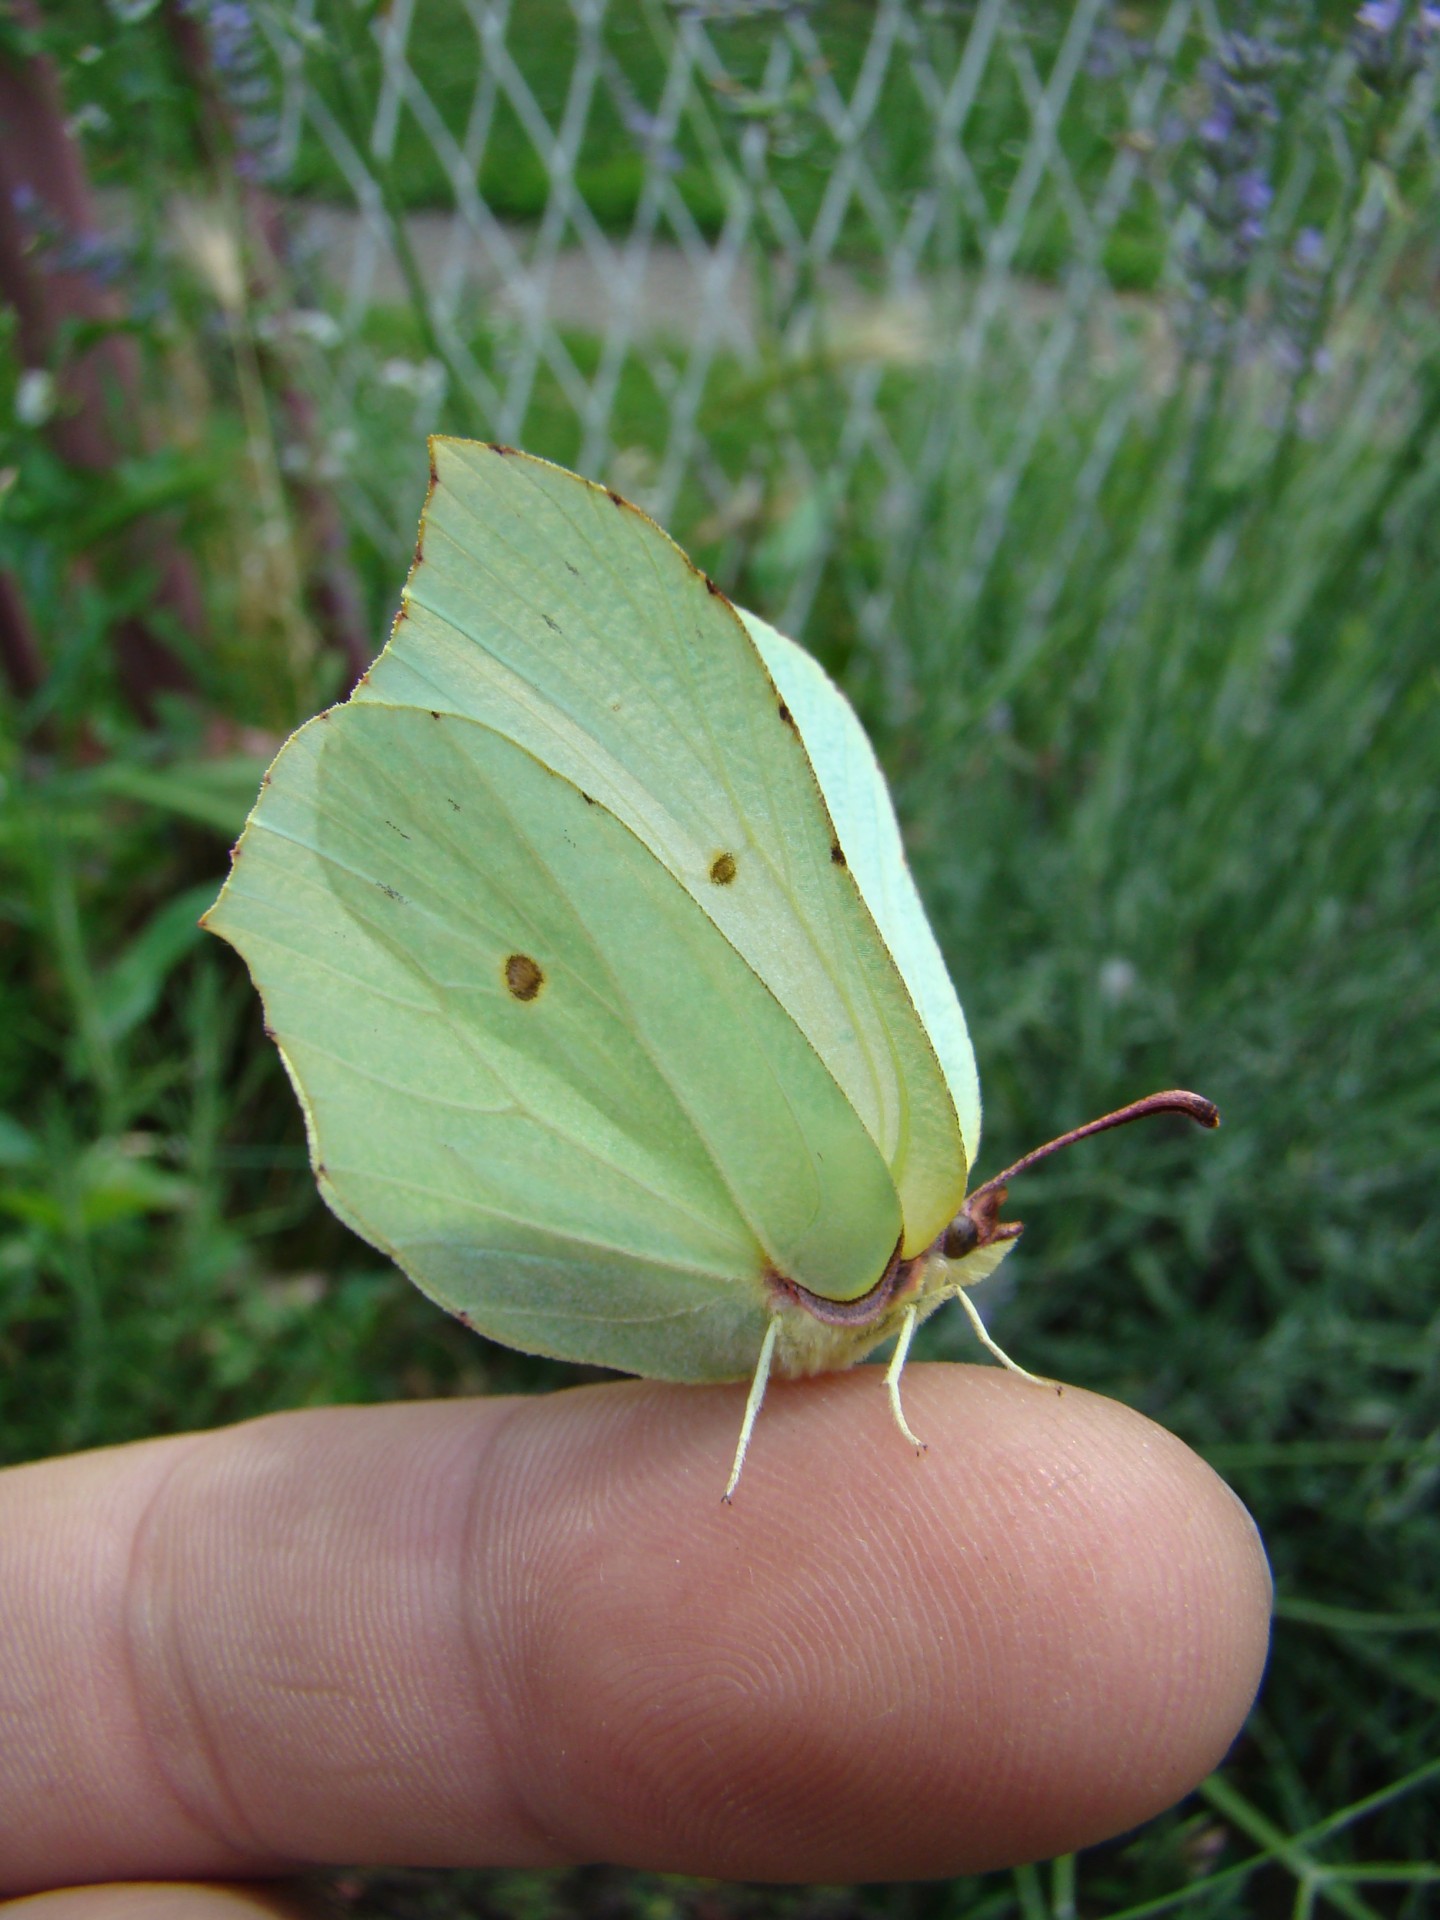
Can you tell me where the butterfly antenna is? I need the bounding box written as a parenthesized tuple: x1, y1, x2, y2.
(933, 1090, 1216, 1386)
(723, 1314, 780, 1503)
(974, 1089, 1219, 1198)
(945, 1089, 1219, 1257)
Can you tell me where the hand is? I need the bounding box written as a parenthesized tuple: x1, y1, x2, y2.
(0, 1366, 1270, 1911)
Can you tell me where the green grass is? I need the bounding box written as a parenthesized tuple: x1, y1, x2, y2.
(5, 4, 1440, 1916)
(877, 310, 1440, 1914)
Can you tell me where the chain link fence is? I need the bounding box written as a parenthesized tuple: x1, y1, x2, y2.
(244, 0, 1440, 692)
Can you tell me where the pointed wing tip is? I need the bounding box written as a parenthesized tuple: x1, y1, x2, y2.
(428, 434, 524, 474)
(197, 875, 244, 948)
(425, 433, 497, 492)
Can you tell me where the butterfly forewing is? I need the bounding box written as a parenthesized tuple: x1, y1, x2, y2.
(355, 441, 968, 1260)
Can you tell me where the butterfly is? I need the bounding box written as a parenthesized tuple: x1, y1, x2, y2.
(204, 441, 1217, 1496)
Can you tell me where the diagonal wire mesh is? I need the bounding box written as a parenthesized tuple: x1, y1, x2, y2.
(252, 0, 1440, 707)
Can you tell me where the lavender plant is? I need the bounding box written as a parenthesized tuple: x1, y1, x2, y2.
(1179, 28, 1287, 352)
(180, 0, 283, 180)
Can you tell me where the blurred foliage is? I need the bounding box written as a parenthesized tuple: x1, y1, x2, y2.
(2, 3, 1439, 1917)
(37, 0, 1383, 290)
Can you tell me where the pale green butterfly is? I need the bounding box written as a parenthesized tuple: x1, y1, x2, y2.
(204, 440, 1217, 1496)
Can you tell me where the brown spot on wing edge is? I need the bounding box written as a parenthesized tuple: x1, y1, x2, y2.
(709, 851, 737, 885)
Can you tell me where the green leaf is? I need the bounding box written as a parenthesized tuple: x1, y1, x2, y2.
(88, 881, 218, 1048)
(91, 756, 270, 836)
(0, 1114, 38, 1170)
(74, 1136, 190, 1227)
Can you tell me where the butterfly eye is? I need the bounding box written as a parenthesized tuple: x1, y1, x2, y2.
(942, 1216, 979, 1259)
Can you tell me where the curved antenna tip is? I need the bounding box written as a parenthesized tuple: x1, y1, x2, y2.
(960, 1087, 1223, 1230)
(1174, 1091, 1221, 1129)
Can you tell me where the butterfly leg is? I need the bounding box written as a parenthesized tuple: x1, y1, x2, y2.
(951, 1283, 1049, 1386)
(723, 1314, 780, 1502)
(884, 1303, 926, 1452)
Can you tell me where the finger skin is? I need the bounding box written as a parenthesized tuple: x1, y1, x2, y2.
(0, 1368, 1270, 1892)
(0, 1888, 308, 1919)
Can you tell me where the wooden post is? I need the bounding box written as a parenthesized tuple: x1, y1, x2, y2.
(0, 7, 200, 717)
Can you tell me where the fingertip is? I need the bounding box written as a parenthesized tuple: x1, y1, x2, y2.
(476, 1367, 1270, 1878)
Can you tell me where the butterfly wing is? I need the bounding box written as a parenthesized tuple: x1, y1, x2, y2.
(736, 607, 981, 1167)
(204, 703, 902, 1382)
(354, 440, 969, 1257)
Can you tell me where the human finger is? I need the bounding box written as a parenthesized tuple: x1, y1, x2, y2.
(0, 1883, 307, 1917)
(0, 1366, 1270, 1893)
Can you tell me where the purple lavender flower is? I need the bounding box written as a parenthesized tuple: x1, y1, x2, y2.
(183, 0, 283, 179)
(1353, 0, 1440, 91)
(207, 0, 257, 69)
(1219, 31, 1287, 87)
(1085, 24, 1147, 81)
(1183, 32, 1284, 296)
(1232, 171, 1272, 246)
(11, 187, 141, 305)
(1292, 226, 1326, 271)
(1176, 22, 1293, 362)
(1235, 172, 1273, 218)
(1273, 228, 1331, 381)
(1199, 98, 1235, 147)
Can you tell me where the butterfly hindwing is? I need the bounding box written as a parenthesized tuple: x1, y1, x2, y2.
(205, 702, 903, 1380)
